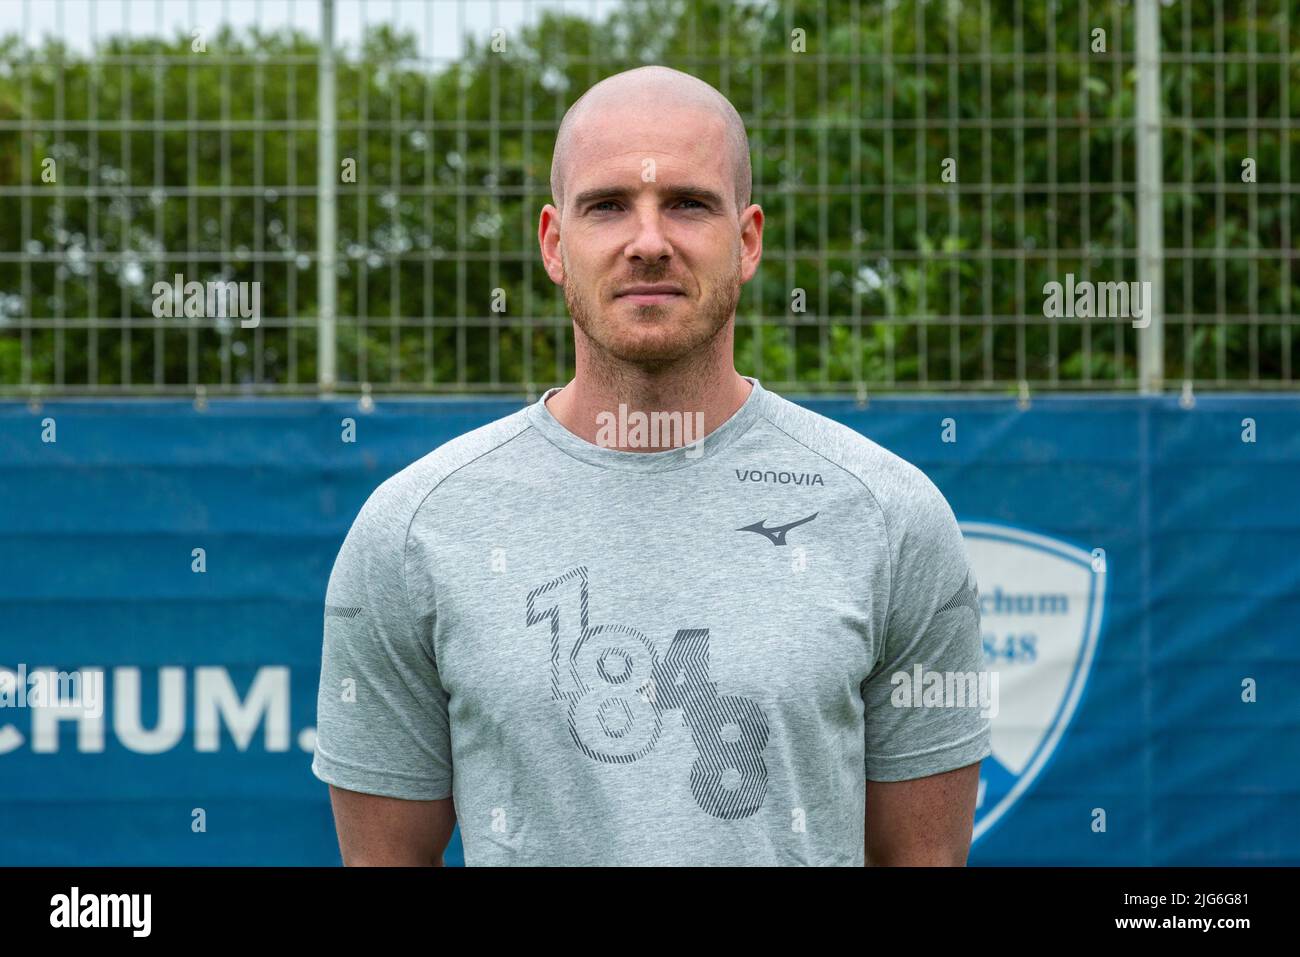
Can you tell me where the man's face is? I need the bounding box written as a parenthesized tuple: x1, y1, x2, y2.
(541, 103, 762, 369)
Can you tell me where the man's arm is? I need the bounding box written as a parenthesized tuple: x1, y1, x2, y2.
(312, 475, 456, 865)
(864, 761, 980, 866)
(329, 785, 457, 866)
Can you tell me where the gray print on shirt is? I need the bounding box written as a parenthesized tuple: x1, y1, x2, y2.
(525, 566, 771, 820)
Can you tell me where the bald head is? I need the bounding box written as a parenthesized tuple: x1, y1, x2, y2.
(550, 66, 752, 215)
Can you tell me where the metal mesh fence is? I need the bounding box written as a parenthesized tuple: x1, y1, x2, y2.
(0, 0, 1296, 397)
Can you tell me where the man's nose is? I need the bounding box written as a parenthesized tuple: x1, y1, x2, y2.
(624, 206, 673, 263)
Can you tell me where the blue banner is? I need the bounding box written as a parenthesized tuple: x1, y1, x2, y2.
(1, 395, 1296, 865)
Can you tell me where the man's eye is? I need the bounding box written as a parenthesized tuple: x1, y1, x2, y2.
(588, 200, 706, 212)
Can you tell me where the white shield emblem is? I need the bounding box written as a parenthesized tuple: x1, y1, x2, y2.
(961, 522, 1107, 844)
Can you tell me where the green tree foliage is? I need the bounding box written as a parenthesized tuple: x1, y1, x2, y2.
(0, 0, 1296, 393)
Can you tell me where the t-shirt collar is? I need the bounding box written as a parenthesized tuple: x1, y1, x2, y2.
(527, 375, 767, 472)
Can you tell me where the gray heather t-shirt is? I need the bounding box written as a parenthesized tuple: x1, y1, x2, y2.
(311, 376, 990, 866)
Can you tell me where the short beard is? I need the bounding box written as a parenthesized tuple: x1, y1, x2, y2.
(562, 248, 742, 372)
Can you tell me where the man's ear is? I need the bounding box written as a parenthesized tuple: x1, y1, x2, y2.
(538, 203, 565, 285)
(738, 204, 764, 284)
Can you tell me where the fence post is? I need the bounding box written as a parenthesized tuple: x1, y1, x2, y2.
(1135, 0, 1165, 394)
(317, 0, 337, 393)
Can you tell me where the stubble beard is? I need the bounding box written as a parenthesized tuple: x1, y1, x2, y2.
(562, 245, 743, 373)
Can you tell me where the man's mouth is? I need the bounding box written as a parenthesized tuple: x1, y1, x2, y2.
(618, 292, 683, 305)
(615, 285, 686, 306)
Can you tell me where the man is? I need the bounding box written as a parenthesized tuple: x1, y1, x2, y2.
(312, 65, 990, 866)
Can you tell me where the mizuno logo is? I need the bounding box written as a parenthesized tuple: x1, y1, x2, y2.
(936, 575, 980, 618)
(737, 512, 819, 546)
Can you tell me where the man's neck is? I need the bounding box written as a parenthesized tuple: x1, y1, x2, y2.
(543, 360, 753, 452)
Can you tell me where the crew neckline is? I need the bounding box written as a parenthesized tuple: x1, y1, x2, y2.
(526, 375, 769, 472)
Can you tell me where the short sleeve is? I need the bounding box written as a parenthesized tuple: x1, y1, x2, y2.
(311, 479, 453, 800)
(861, 472, 992, 782)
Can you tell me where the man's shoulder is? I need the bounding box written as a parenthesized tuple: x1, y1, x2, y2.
(355, 403, 536, 529)
(756, 387, 945, 515)
(756, 388, 968, 589)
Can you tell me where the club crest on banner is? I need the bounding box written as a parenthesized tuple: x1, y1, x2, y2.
(960, 522, 1107, 844)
